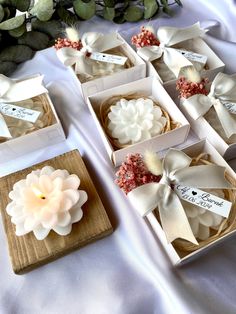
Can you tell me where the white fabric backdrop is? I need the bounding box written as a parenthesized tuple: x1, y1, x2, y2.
(1, 1, 236, 313)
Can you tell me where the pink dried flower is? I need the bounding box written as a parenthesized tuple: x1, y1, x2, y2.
(115, 153, 161, 194)
(176, 76, 209, 99)
(131, 26, 160, 49)
(54, 37, 83, 51)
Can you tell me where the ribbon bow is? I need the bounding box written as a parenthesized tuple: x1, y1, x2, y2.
(137, 23, 205, 77)
(182, 72, 236, 138)
(127, 149, 232, 244)
(56, 32, 124, 76)
(0, 74, 47, 138)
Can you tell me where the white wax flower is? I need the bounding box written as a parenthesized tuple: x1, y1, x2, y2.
(183, 189, 224, 240)
(107, 98, 167, 144)
(6, 166, 88, 240)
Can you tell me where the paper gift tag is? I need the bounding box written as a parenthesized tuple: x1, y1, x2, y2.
(174, 184, 232, 218)
(0, 103, 41, 123)
(176, 49, 207, 65)
(90, 52, 127, 65)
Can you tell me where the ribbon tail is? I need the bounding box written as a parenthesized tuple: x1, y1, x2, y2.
(163, 47, 193, 77)
(0, 113, 12, 138)
(159, 186, 198, 244)
(214, 101, 236, 138)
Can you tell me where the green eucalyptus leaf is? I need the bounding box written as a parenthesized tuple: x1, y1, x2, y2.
(160, 0, 168, 5)
(0, 14, 25, 30)
(3, 7, 10, 19)
(124, 6, 143, 22)
(32, 19, 63, 39)
(104, 0, 114, 7)
(0, 61, 17, 75)
(73, 0, 96, 20)
(113, 13, 125, 24)
(0, 45, 33, 63)
(0, 5, 4, 23)
(8, 22, 26, 37)
(11, 0, 31, 11)
(30, 0, 54, 22)
(103, 7, 115, 21)
(18, 31, 50, 50)
(162, 5, 172, 15)
(144, 0, 158, 19)
(57, 6, 78, 25)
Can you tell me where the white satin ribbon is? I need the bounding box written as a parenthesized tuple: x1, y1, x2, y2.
(182, 72, 236, 138)
(56, 32, 124, 76)
(127, 149, 232, 244)
(0, 74, 47, 138)
(137, 22, 205, 77)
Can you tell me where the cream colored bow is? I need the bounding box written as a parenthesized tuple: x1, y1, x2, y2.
(56, 32, 124, 76)
(127, 149, 232, 244)
(137, 23, 205, 77)
(0, 74, 47, 138)
(182, 72, 236, 138)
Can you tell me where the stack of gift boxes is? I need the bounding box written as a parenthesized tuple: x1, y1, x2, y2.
(2, 22, 236, 272)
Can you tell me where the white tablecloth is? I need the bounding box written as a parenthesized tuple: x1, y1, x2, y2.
(1, 1, 236, 313)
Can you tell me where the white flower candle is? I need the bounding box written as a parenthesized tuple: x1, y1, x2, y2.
(6, 166, 88, 240)
(107, 98, 167, 145)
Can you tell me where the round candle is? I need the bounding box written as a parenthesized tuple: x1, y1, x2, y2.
(6, 166, 88, 240)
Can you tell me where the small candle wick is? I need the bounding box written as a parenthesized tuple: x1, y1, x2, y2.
(31, 185, 46, 200)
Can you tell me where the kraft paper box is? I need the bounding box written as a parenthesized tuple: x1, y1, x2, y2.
(147, 37, 225, 90)
(145, 139, 236, 265)
(69, 34, 146, 100)
(0, 93, 65, 163)
(87, 76, 190, 166)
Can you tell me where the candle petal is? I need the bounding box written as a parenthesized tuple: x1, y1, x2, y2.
(24, 215, 39, 232)
(52, 177, 64, 190)
(70, 207, 83, 224)
(50, 169, 69, 180)
(40, 166, 55, 176)
(77, 190, 88, 207)
(15, 223, 28, 236)
(53, 224, 72, 236)
(39, 175, 53, 194)
(63, 189, 80, 205)
(41, 213, 58, 229)
(33, 226, 50, 240)
(63, 175, 80, 190)
(26, 173, 40, 186)
(57, 212, 71, 227)
(198, 211, 214, 227)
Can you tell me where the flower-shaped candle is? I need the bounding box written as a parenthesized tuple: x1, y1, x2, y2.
(6, 166, 88, 240)
(107, 98, 167, 145)
(183, 189, 225, 240)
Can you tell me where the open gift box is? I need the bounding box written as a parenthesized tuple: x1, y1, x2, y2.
(87, 76, 190, 166)
(0, 75, 65, 163)
(117, 139, 236, 265)
(130, 23, 224, 90)
(56, 32, 146, 100)
(174, 71, 236, 160)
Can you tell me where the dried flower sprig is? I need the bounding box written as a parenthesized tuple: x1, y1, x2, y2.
(115, 153, 161, 194)
(176, 66, 209, 99)
(131, 26, 160, 48)
(54, 38, 83, 50)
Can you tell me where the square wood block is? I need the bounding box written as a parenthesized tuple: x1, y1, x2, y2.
(0, 150, 113, 274)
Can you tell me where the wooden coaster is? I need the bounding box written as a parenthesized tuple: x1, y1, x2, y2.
(0, 150, 113, 274)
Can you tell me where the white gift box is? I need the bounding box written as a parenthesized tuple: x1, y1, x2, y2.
(147, 37, 225, 89)
(69, 34, 146, 100)
(145, 139, 236, 265)
(0, 93, 65, 163)
(87, 76, 190, 166)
